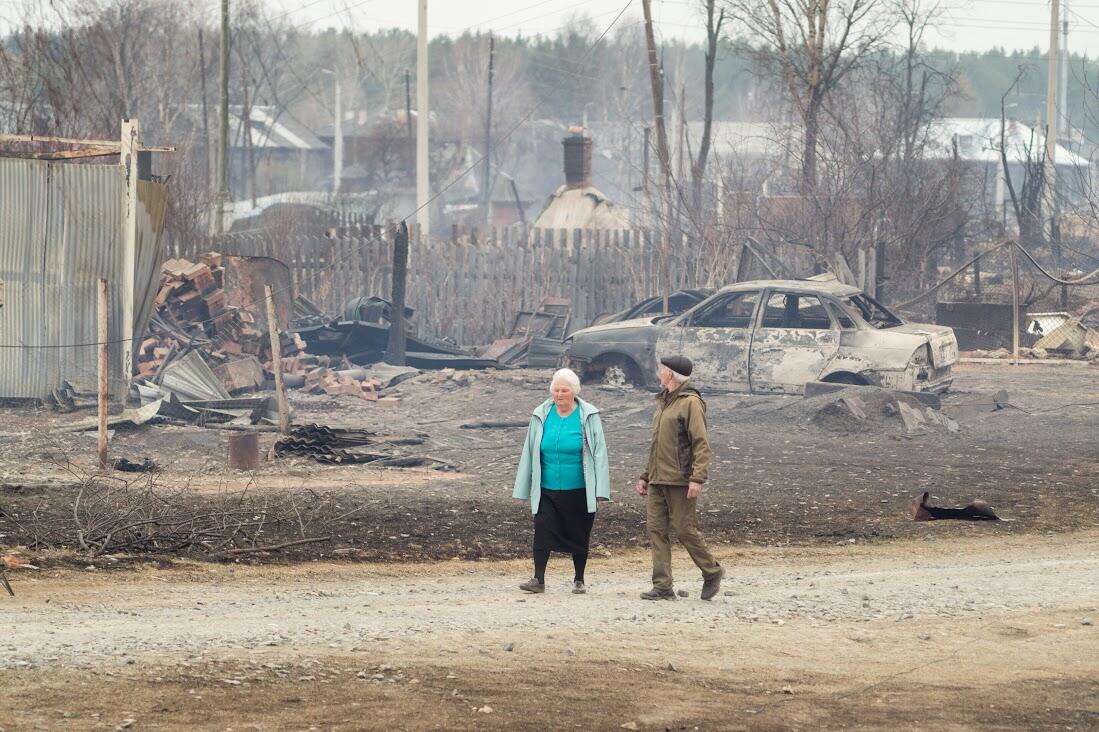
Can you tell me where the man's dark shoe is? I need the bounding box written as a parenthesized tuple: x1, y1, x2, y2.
(519, 578, 545, 593)
(640, 587, 677, 600)
(701, 567, 725, 601)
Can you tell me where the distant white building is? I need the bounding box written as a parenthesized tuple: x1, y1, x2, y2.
(174, 104, 331, 199)
(923, 117, 1092, 209)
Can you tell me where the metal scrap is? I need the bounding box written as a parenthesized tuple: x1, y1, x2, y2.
(158, 350, 232, 401)
(57, 399, 164, 433)
(483, 298, 572, 367)
(912, 491, 1000, 521)
(273, 424, 453, 468)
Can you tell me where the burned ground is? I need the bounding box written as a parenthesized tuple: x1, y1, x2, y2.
(3, 362, 1098, 731)
(1, 363, 1097, 564)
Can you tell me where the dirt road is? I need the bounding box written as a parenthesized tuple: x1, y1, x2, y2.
(5, 531, 1097, 730)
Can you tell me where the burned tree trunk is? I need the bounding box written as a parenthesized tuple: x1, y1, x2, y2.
(385, 221, 410, 366)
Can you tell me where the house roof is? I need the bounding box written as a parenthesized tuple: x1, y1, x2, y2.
(531, 185, 631, 230)
(923, 117, 1090, 167)
(686, 121, 792, 161)
(685, 118, 1092, 168)
(180, 104, 328, 151)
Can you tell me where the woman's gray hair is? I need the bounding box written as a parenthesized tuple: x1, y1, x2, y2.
(550, 368, 581, 396)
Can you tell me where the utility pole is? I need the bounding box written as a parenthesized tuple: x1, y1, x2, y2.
(405, 70, 413, 141)
(482, 34, 495, 227)
(324, 71, 342, 198)
(641, 126, 651, 229)
(334, 77, 342, 198)
(416, 0, 430, 239)
(1061, 0, 1069, 137)
(1044, 0, 1061, 254)
(641, 0, 673, 313)
(198, 28, 213, 196)
(216, 0, 230, 235)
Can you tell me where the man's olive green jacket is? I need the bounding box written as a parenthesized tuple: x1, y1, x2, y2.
(640, 381, 711, 486)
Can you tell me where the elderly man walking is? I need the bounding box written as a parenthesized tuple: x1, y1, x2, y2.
(635, 355, 724, 601)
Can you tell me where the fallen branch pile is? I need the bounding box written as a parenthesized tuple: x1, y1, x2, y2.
(6, 473, 350, 559)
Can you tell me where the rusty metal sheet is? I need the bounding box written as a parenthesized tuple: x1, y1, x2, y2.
(213, 355, 266, 393)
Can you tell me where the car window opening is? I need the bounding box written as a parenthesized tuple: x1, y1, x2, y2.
(762, 293, 833, 330)
(691, 291, 760, 328)
(845, 294, 903, 329)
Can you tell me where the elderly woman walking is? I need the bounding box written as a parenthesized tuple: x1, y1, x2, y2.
(513, 368, 611, 594)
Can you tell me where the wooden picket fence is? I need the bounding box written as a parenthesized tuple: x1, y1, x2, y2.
(186, 225, 696, 345)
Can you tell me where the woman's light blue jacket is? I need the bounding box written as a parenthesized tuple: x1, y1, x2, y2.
(512, 397, 612, 514)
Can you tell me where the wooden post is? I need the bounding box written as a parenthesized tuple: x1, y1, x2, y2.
(97, 278, 109, 470)
(1009, 242, 1021, 366)
(264, 285, 291, 434)
(120, 119, 139, 403)
(385, 221, 409, 365)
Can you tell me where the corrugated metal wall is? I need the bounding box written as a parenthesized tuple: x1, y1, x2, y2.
(0, 158, 167, 399)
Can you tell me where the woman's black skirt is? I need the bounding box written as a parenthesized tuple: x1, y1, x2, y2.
(534, 488, 595, 555)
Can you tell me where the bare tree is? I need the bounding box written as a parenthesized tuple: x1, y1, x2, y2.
(726, 0, 894, 192)
(435, 34, 534, 205)
(690, 0, 727, 216)
(998, 67, 1046, 250)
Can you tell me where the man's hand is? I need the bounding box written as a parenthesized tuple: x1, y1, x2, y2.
(635, 479, 648, 497)
(687, 481, 702, 499)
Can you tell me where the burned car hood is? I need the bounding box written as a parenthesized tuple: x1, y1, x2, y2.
(571, 316, 661, 338)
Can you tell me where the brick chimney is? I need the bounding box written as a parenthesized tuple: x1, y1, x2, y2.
(562, 130, 592, 189)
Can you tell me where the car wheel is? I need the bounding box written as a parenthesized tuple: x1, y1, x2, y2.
(582, 355, 642, 387)
(603, 364, 629, 387)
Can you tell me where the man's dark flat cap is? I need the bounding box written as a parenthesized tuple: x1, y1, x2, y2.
(660, 355, 693, 377)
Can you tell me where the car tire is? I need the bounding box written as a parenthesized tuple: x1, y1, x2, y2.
(585, 355, 642, 387)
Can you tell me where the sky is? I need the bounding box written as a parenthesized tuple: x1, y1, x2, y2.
(2, 0, 1099, 56)
(259, 0, 1099, 56)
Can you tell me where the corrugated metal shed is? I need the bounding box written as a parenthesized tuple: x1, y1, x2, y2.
(0, 157, 168, 399)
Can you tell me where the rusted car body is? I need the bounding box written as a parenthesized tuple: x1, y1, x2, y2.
(563, 280, 958, 393)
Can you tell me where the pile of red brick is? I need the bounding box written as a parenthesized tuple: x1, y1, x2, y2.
(300, 367, 401, 404)
(136, 253, 307, 392)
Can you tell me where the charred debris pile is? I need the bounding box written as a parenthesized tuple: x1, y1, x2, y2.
(47, 253, 522, 469)
(129, 254, 503, 409)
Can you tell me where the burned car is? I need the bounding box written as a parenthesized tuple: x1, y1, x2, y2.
(589, 288, 713, 326)
(563, 280, 958, 393)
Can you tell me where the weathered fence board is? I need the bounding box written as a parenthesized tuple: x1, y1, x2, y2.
(194, 226, 691, 345)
